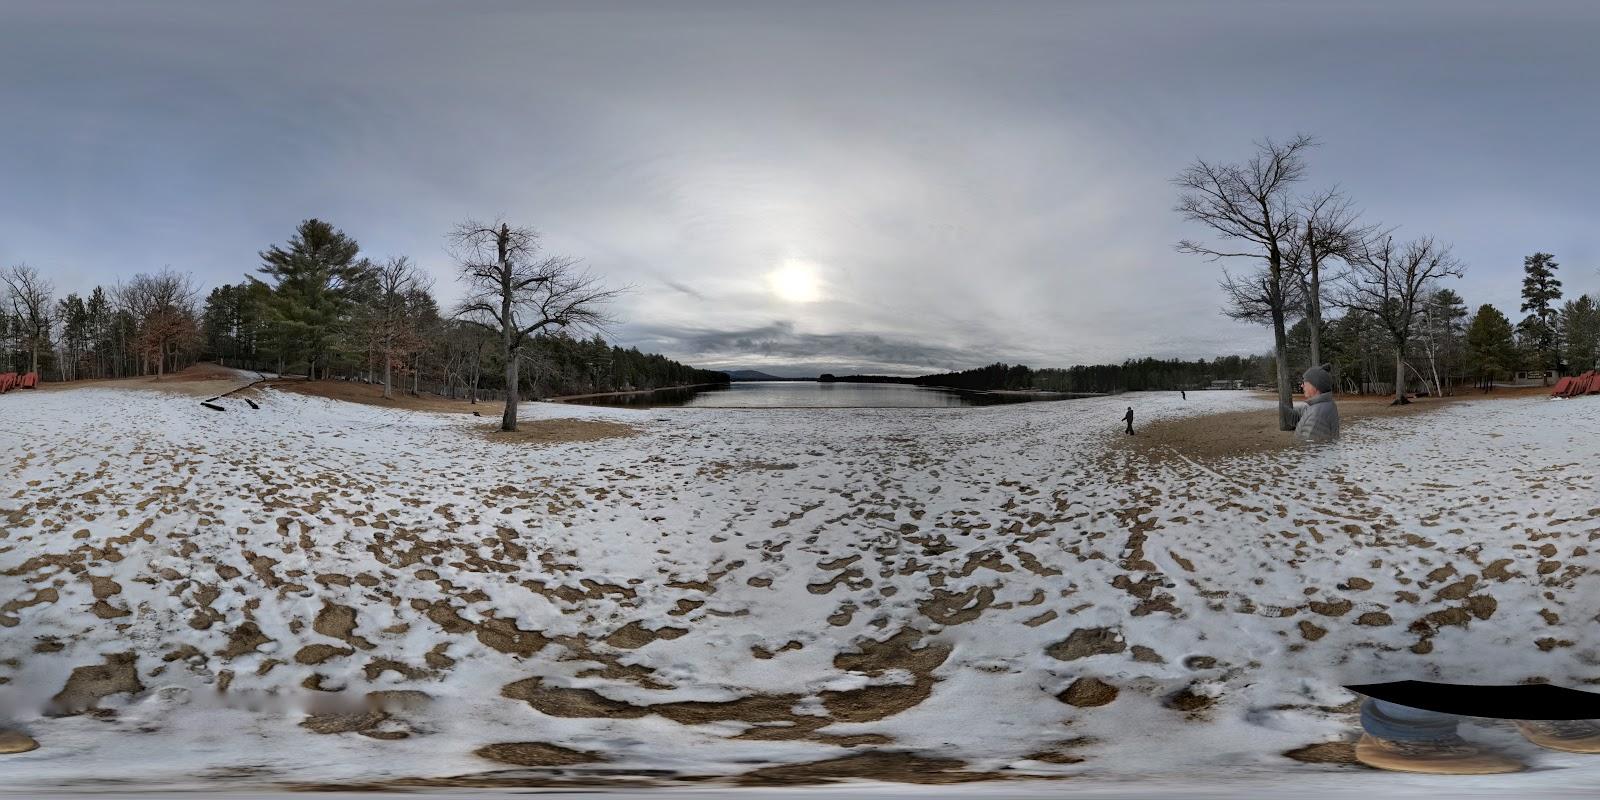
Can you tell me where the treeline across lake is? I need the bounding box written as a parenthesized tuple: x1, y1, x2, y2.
(821, 354, 1275, 394)
(4, 219, 726, 403)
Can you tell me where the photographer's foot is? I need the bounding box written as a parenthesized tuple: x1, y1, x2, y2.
(1354, 734, 1524, 775)
(1515, 720, 1600, 754)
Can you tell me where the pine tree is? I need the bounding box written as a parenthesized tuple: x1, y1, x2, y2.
(85, 286, 112, 378)
(56, 293, 89, 380)
(1465, 304, 1519, 391)
(253, 219, 371, 380)
(1560, 295, 1600, 373)
(1519, 252, 1562, 377)
(1416, 288, 1468, 396)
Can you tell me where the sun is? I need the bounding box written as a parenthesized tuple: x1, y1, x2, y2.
(767, 259, 823, 303)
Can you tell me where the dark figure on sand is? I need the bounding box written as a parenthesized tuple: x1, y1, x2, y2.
(1123, 406, 1134, 435)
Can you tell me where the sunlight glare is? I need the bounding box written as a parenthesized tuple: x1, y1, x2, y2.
(767, 259, 823, 303)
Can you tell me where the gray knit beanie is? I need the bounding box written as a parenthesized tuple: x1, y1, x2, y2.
(1303, 363, 1334, 394)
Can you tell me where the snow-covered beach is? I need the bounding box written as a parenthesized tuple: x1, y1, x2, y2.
(2, 381, 1598, 793)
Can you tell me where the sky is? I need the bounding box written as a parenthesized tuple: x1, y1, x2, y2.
(4, 1, 1599, 377)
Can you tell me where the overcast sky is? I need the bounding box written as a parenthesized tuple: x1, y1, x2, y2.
(4, 1, 1599, 376)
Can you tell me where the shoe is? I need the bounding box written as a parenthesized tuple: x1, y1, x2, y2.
(1354, 733, 1524, 775)
(1515, 720, 1600, 753)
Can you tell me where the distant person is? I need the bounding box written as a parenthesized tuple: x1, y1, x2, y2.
(1180, 390, 1187, 400)
(1289, 364, 1340, 443)
(1123, 406, 1134, 435)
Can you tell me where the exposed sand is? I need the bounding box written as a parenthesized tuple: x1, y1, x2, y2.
(1122, 387, 1552, 461)
(33, 362, 262, 398)
(271, 379, 641, 444)
(269, 377, 492, 415)
(3, 382, 1597, 793)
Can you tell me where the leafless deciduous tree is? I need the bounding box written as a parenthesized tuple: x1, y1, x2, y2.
(364, 257, 431, 399)
(1287, 188, 1370, 368)
(451, 221, 621, 431)
(119, 269, 200, 379)
(1175, 134, 1315, 431)
(1337, 235, 1466, 405)
(2, 263, 55, 375)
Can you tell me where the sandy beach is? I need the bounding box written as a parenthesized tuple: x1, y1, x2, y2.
(2, 380, 1597, 792)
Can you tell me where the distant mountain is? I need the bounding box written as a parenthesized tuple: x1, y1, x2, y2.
(723, 370, 813, 382)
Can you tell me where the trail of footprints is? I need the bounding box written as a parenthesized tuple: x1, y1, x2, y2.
(2, 389, 1597, 782)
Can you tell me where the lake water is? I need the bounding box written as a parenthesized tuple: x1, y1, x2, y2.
(567, 381, 1091, 408)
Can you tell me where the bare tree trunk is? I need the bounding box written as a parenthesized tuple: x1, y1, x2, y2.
(502, 350, 519, 431)
(1272, 305, 1294, 431)
(1308, 327, 1321, 370)
(1393, 346, 1408, 405)
(382, 350, 392, 399)
(1306, 220, 1323, 369)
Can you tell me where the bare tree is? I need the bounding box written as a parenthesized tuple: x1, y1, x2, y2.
(1337, 235, 1466, 404)
(364, 257, 431, 399)
(119, 269, 200, 379)
(451, 221, 621, 431)
(1288, 188, 1369, 368)
(1175, 134, 1316, 431)
(2, 264, 55, 375)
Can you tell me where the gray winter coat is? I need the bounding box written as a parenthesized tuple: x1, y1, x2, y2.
(1290, 392, 1340, 443)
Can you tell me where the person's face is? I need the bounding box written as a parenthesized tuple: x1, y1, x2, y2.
(1303, 380, 1319, 398)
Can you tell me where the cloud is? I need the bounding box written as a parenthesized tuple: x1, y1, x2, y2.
(4, 1, 1597, 375)
(659, 278, 705, 301)
(625, 320, 984, 375)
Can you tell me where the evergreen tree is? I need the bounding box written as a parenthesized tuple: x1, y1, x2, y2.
(1519, 252, 1562, 376)
(1415, 288, 1468, 396)
(201, 282, 274, 369)
(85, 286, 113, 378)
(253, 219, 372, 380)
(1464, 304, 1519, 390)
(56, 293, 89, 380)
(1560, 295, 1600, 373)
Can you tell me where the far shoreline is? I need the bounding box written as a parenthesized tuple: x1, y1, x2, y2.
(545, 382, 728, 403)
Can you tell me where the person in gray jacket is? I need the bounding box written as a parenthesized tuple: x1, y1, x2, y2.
(1289, 362, 1600, 772)
(1289, 364, 1340, 443)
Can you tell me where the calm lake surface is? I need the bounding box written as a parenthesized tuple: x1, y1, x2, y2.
(568, 381, 1091, 408)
